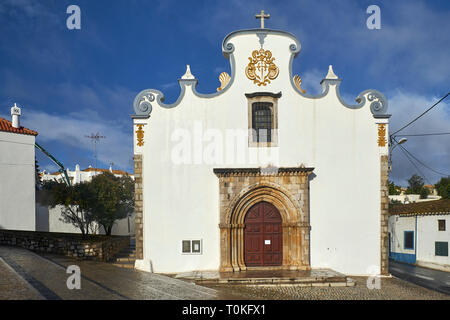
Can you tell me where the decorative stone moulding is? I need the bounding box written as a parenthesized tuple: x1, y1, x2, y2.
(132, 29, 390, 119)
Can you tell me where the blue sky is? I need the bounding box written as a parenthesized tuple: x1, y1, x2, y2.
(1, 0, 449, 186)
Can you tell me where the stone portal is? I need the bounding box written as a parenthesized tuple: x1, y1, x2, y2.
(214, 167, 313, 272)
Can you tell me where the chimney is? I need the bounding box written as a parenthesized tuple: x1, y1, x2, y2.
(10, 103, 21, 128)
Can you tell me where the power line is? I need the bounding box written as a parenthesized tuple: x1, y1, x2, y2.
(398, 143, 450, 176)
(391, 92, 450, 136)
(395, 132, 450, 137)
(397, 144, 432, 185)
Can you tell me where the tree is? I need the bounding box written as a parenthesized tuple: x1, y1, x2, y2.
(89, 172, 134, 235)
(406, 174, 424, 194)
(388, 181, 401, 195)
(420, 188, 429, 199)
(39, 180, 98, 237)
(435, 177, 450, 199)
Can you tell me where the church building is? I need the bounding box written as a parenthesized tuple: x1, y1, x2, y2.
(132, 13, 391, 276)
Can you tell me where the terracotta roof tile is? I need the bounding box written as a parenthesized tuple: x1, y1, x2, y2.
(389, 199, 450, 216)
(0, 117, 38, 136)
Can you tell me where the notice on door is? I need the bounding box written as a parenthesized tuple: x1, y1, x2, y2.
(264, 240, 271, 245)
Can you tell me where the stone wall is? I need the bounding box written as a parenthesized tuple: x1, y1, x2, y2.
(133, 154, 144, 260)
(380, 155, 389, 275)
(0, 229, 129, 262)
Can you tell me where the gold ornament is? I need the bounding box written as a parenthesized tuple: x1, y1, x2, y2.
(293, 75, 306, 93)
(136, 124, 145, 146)
(245, 48, 279, 86)
(378, 124, 387, 147)
(217, 72, 231, 91)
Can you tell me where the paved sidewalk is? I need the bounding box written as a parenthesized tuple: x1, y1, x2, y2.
(0, 246, 220, 300)
(1, 246, 448, 300)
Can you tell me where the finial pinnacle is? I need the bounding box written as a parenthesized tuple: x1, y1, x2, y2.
(325, 65, 339, 80)
(181, 64, 195, 80)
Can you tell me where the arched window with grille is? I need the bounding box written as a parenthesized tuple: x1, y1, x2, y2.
(252, 102, 273, 143)
(245, 92, 281, 147)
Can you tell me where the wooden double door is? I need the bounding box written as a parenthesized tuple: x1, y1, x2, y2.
(244, 201, 282, 267)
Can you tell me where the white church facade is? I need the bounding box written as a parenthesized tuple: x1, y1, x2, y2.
(132, 19, 391, 275)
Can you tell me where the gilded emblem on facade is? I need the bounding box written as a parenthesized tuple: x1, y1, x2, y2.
(378, 124, 387, 147)
(245, 48, 279, 86)
(136, 124, 145, 146)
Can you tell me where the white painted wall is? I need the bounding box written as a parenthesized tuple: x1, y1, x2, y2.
(417, 215, 450, 271)
(389, 214, 450, 271)
(389, 194, 441, 203)
(0, 131, 36, 231)
(388, 215, 416, 256)
(135, 31, 387, 274)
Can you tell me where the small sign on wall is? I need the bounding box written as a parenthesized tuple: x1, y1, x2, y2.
(181, 239, 202, 254)
(265, 240, 271, 245)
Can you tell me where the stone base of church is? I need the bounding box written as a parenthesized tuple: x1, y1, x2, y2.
(175, 268, 353, 287)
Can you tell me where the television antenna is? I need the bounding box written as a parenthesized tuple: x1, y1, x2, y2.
(85, 132, 106, 175)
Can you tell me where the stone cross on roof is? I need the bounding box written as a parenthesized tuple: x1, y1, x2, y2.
(255, 10, 270, 29)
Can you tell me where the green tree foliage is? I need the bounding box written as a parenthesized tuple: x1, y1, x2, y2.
(406, 174, 425, 194)
(388, 181, 401, 195)
(89, 172, 135, 235)
(435, 177, 450, 199)
(39, 180, 97, 237)
(420, 187, 429, 199)
(38, 172, 134, 237)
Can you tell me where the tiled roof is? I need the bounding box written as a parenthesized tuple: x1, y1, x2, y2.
(389, 199, 450, 216)
(0, 117, 38, 136)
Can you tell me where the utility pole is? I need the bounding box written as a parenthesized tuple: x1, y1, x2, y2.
(85, 132, 106, 176)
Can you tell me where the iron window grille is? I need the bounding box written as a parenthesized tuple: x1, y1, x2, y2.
(252, 102, 273, 143)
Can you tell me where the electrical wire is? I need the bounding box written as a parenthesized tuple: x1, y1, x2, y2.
(395, 132, 450, 137)
(391, 92, 450, 136)
(397, 145, 432, 185)
(398, 144, 450, 176)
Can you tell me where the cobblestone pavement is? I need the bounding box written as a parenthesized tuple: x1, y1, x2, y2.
(1, 246, 448, 300)
(204, 276, 450, 300)
(0, 246, 223, 300)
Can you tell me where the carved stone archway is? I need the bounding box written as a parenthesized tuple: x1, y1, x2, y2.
(214, 167, 313, 272)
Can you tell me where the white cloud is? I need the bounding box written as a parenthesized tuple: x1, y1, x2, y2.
(26, 109, 132, 171)
(300, 69, 324, 95)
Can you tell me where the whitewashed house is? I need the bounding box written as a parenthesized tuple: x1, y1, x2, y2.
(37, 165, 135, 236)
(389, 199, 450, 272)
(131, 19, 391, 275)
(0, 104, 37, 231)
